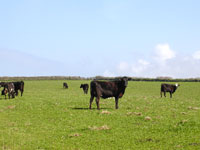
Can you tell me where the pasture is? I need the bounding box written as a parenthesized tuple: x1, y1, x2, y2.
(0, 80, 200, 150)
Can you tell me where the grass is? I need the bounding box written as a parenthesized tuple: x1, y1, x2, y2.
(0, 80, 200, 150)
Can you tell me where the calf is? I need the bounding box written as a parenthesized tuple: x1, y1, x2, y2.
(90, 77, 130, 110)
(63, 82, 68, 89)
(13, 81, 24, 96)
(80, 84, 89, 94)
(161, 83, 180, 98)
(2, 82, 15, 99)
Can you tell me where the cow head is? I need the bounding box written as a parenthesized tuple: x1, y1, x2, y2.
(2, 88, 8, 95)
(175, 83, 180, 87)
(80, 84, 83, 88)
(120, 77, 130, 87)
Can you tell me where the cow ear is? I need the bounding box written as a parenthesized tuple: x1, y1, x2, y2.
(122, 76, 131, 81)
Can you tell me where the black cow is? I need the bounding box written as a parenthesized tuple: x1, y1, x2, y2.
(89, 77, 130, 110)
(0, 82, 6, 88)
(2, 82, 15, 99)
(63, 82, 68, 89)
(161, 83, 180, 98)
(13, 81, 24, 96)
(80, 84, 89, 94)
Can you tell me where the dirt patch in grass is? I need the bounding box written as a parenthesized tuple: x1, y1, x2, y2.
(69, 133, 82, 137)
(89, 125, 110, 131)
(188, 106, 199, 110)
(7, 105, 16, 109)
(145, 116, 152, 121)
(175, 145, 183, 148)
(138, 138, 160, 143)
(126, 112, 142, 116)
(181, 112, 187, 115)
(189, 143, 200, 146)
(177, 120, 188, 125)
(101, 110, 111, 114)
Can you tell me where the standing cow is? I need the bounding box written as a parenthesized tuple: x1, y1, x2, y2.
(160, 83, 180, 98)
(80, 84, 89, 94)
(2, 82, 15, 99)
(90, 77, 130, 110)
(13, 81, 24, 96)
(63, 82, 68, 89)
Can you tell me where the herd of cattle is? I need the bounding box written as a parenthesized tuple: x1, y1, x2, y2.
(0, 81, 24, 99)
(0, 78, 180, 109)
(64, 77, 180, 109)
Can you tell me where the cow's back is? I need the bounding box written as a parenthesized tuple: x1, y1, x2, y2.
(161, 83, 176, 92)
(90, 81, 118, 98)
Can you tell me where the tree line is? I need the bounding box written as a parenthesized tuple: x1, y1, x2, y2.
(0, 76, 200, 82)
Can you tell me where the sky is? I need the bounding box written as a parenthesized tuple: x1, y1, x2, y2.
(0, 0, 200, 78)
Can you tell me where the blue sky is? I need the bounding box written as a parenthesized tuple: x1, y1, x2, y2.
(0, 0, 200, 78)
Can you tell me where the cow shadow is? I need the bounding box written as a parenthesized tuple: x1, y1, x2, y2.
(70, 107, 112, 110)
(0, 97, 5, 100)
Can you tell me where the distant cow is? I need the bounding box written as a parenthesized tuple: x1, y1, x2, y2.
(63, 82, 68, 89)
(2, 82, 15, 99)
(161, 83, 180, 98)
(80, 84, 89, 94)
(89, 77, 130, 109)
(13, 81, 24, 96)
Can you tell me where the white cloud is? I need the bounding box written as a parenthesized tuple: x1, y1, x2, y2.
(118, 62, 129, 72)
(154, 43, 176, 63)
(103, 44, 200, 78)
(131, 59, 150, 74)
(115, 59, 150, 76)
(192, 51, 200, 60)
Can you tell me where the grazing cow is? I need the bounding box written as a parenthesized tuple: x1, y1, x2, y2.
(1, 88, 6, 96)
(13, 81, 24, 96)
(0, 82, 6, 88)
(89, 77, 130, 110)
(161, 83, 180, 98)
(63, 82, 68, 89)
(80, 84, 89, 94)
(2, 82, 15, 99)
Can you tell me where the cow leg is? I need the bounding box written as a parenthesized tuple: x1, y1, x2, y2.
(170, 92, 172, 98)
(89, 96, 94, 109)
(164, 92, 166, 97)
(96, 97, 100, 110)
(12, 92, 15, 98)
(15, 90, 18, 96)
(115, 97, 119, 109)
(21, 90, 24, 96)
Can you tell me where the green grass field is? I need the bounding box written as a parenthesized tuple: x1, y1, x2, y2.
(0, 80, 200, 150)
